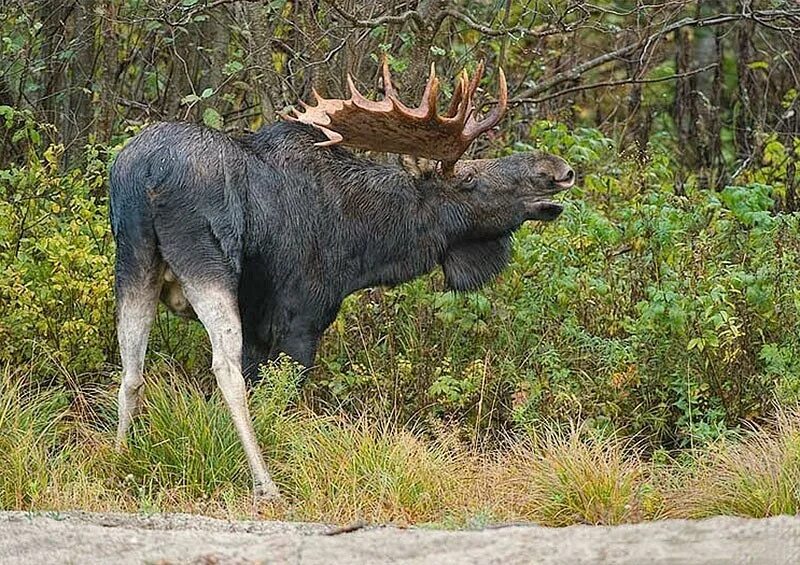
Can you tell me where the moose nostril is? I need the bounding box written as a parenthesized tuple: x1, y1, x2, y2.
(556, 168, 575, 187)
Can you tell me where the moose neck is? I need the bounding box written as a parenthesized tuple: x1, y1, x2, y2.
(326, 155, 465, 293)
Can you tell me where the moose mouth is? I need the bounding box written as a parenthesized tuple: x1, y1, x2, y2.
(526, 200, 564, 221)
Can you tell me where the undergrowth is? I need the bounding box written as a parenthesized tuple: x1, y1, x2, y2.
(1, 362, 798, 526)
(2, 113, 799, 448)
(2, 108, 800, 526)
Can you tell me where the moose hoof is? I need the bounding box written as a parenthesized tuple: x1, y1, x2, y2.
(253, 481, 282, 504)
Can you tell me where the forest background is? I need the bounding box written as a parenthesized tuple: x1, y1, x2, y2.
(1, 0, 800, 524)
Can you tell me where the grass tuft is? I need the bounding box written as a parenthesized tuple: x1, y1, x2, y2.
(680, 408, 800, 518)
(0, 367, 70, 509)
(2, 363, 799, 525)
(486, 426, 664, 526)
(272, 414, 469, 524)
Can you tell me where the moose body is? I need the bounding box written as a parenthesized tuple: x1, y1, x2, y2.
(111, 62, 574, 500)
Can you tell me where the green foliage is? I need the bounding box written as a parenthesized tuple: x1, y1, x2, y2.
(314, 122, 800, 447)
(0, 110, 210, 379)
(2, 111, 799, 449)
(0, 111, 115, 373)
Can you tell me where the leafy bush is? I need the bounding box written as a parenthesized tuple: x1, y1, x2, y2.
(0, 108, 115, 374)
(2, 111, 799, 448)
(313, 122, 800, 446)
(0, 109, 208, 380)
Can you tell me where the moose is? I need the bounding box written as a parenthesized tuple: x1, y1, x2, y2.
(110, 60, 575, 501)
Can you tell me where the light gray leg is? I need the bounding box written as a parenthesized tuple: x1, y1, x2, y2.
(115, 282, 160, 449)
(183, 283, 281, 501)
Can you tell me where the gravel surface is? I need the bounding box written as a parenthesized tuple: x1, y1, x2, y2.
(1, 511, 799, 564)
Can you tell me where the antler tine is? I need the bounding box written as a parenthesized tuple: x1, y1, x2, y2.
(347, 73, 371, 107)
(464, 67, 507, 138)
(380, 55, 398, 100)
(289, 54, 508, 168)
(449, 70, 472, 125)
(438, 70, 473, 176)
(314, 126, 344, 146)
(467, 60, 485, 100)
(444, 72, 465, 118)
(417, 62, 439, 118)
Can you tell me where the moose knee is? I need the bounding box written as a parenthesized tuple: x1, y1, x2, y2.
(121, 374, 144, 393)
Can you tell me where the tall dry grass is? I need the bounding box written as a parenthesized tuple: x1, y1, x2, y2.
(482, 427, 665, 525)
(1, 363, 798, 525)
(674, 409, 800, 518)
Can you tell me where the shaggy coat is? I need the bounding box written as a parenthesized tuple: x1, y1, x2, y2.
(111, 121, 571, 378)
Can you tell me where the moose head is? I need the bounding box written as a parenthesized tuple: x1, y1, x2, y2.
(289, 58, 575, 289)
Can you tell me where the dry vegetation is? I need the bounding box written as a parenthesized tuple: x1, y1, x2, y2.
(1, 363, 798, 526)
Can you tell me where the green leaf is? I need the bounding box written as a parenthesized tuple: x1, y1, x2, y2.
(202, 108, 224, 130)
(687, 338, 705, 352)
(200, 87, 214, 99)
(223, 60, 244, 75)
(181, 93, 200, 105)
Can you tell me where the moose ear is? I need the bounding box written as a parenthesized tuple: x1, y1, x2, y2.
(398, 155, 438, 178)
(442, 235, 512, 291)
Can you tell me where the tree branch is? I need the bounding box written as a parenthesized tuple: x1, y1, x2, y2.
(513, 63, 718, 105)
(325, 1, 424, 28)
(515, 8, 800, 100)
(441, 8, 566, 38)
(325, 1, 570, 38)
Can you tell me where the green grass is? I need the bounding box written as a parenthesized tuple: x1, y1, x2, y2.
(0, 368, 70, 509)
(2, 362, 799, 525)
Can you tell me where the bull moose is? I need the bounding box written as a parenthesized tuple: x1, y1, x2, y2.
(110, 60, 575, 501)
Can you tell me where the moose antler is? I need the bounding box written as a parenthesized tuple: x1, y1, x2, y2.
(287, 57, 508, 174)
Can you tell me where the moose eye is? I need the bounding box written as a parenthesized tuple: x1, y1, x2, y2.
(461, 174, 477, 190)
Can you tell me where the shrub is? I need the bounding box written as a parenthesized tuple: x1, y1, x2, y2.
(2, 111, 799, 447)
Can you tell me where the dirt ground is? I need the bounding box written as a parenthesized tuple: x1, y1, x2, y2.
(1, 511, 799, 564)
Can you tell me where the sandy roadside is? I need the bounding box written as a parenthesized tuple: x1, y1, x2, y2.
(1, 511, 799, 564)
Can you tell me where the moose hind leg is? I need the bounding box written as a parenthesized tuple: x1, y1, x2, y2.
(115, 275, 161, 449)
(183, 283, 281, 501)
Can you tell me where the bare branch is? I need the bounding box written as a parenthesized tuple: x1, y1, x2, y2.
(441, 8, 566, 38)
(325, 1, 425, 27)
(515, 8, 800, 100)
(514, 63, 718, 105)
(325, 1, 571, 38)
